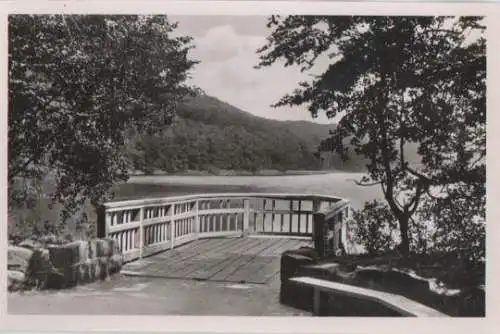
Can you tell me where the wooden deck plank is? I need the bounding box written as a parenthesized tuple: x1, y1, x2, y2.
(140, 238, 242, 274)
(259, 238, 294, 257)
(209, 236, 257, 255)
(122, 238, 216, 272)
(210, 239, 279, 281)
(224, 256, 275, 283)
(122, 236, 313, 284)
(195, 239, 273, 280)
(222, 239, 289, 283)
(208, 254, 257, 281)
(237, 239, 306, 283)
(185, 254, 244, 280)
(166, 239, 264, 276)
(121, 258, 160, 272)
(241, 238, 277, 255)
(168, 238, 263, 277)
(223, 239, 284, 282)
(273, 239, 311, 256)
(243, 257, 282, 284)
(151, 238, 211, 258)
(154, 238, 234, 262)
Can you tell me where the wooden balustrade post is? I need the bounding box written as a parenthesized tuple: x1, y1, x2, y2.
(313, 211, 326, 260)
(171, 204, 176, 249)
(96, 204, 107, 238)
(194, 200, 200, 238)
(139, 207, 144, 259)
(243, 199, 250, 235)
(312, 199, 321, 241)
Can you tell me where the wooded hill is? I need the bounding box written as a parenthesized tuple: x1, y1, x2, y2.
(126, 94, 417, 174)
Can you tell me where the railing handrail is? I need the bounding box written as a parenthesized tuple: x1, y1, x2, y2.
(102, 192, 347, 209)
(319, 199, 351, 221)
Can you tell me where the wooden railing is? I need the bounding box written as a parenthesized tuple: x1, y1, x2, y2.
(313, 198, 358, 258)
(97, 193, 351, 262)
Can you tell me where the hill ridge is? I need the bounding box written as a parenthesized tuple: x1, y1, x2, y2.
(126, 93, 418, 174)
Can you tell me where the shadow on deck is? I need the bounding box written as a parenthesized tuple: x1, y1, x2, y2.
(121, 236, 312, 284)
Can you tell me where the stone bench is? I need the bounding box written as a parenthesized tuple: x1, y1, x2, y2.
(290, 276, 449, 317)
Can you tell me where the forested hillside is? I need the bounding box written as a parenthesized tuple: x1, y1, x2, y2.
(126, 94, 420, 174)
(126, 94, 333, 173)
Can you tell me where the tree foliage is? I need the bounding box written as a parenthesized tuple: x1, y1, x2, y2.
(9, 15, 197, 219)
(352, 200, 397, 256)
(257, 16, 486, 254)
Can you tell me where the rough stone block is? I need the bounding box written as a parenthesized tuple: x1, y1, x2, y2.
(49, 240, 89, 269)
(96, 239, 113, 257)
(19, 239, 42, 250)
(8, 270, 26, 291)
(280, 251, 316, 282)
(74, 240, 90, 261)
(74, 261, 92, 284)
(25, 248, 59, 289)
(98, 257, 111, 280)
(111, 239, 120, 256)
(89, 258, 101, 281)
(46, 271, 65, 290)
(39, 233, 64, 247)
(8, 246, 33, 273)
(56, 265, 79, 289)
(87, 239, 98, 259)
(279, 250, 317, 310)
(293, 246, 320, 261)
(108, 253, 124, 274)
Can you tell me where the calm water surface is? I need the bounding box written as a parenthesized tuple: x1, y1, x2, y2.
(114, 172, 381, 210)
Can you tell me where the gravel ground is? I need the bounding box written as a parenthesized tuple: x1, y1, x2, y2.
(8, 274, 310, 316)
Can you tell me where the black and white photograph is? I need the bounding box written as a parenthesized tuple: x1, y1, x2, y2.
(3, 0, 491, 331)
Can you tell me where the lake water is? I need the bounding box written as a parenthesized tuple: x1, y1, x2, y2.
(9, 172, 382, 237)
(114, 172, 381, 210)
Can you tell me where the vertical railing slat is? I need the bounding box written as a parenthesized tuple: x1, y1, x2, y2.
(170, 203, 175, 249)
(139, 207, 144, 259)
(243, 199, 250, 234)
(298, 200, 302, 234)
(195, 200, 200, 238)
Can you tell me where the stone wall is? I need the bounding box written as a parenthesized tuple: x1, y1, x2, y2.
(279, 247, 317, 312)
(7, 238, 123, 291)
(279, 249, 485, 317)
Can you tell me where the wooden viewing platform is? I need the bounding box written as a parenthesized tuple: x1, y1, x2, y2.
(97, 193, 352, 263)
(97, 193, 351, 284)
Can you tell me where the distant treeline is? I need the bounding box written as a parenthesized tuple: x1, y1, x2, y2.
(124, 94, 419, 174)
(126, 95, 339, 174)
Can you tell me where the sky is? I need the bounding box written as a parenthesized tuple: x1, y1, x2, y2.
(171, 15, 334, 124)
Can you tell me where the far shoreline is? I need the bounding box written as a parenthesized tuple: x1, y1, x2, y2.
(128, 169, 365, 178)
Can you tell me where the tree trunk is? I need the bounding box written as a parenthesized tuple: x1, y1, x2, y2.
(398, 216, 410, 256)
